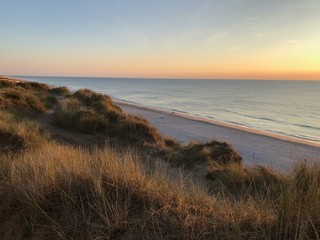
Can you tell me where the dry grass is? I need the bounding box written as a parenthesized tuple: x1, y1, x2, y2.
(1, 79, 320, 239)
(49, 86, 71, 96)
(0, 143, 271, 239)
(0, 80, 58, 111)
(54, 89, 163, 146)
(205, 161, 320, 239)
(0, 88, 47, 112)
(0, 110, 50, 153)
(1, 138, 319, 239)
(166, 140, 242, 167)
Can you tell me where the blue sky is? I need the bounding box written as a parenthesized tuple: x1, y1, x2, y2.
(1, 0, 320, 79)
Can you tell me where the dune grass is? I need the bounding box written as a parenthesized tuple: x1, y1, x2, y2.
(49, 86, 72, 96)
(1, 78, 320, 239)
(1, 138, 320, 239)
(0, 80, 59, 111)
(0, 88, 47, 112)
(54, 89, 163, 145)
(166, 140, 242, 167)
(0, 110, 50, 153)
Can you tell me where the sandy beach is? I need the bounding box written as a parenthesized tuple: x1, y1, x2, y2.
(116, 100, 320, 171)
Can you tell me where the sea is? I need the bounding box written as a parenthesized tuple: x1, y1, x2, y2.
(19, 76, 320, 144)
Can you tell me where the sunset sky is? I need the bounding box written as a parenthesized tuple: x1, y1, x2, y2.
(1, 0, 320, 80)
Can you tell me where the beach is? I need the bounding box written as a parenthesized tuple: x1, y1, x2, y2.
(116, 100, 320, 171)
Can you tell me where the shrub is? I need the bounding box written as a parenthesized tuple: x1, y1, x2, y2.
(73, 89, 122, 113)
(49, 86, 71, 96)
(54, 89, 163, 145)
(54, 98, 107, 134)
(206, 162, 284, 197)
(43, 94, 58, 108)
(0, 110, 50, 153)
(0, 88, 47, 112)
(0, 80, 15, 88)
(16, 81, 50, 92)
(167, 141, 242, 167)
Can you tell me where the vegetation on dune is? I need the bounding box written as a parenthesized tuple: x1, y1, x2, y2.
(1, 140, 320, 239)
(206, 162, 284, 197)
(0, 80, 60, 111)
(166, 140, 242, 167)
(0, 110, 50, 153)
(1, 77, 320, 239)
(54, 89, 163, 145)
(0, 88, 47, 112)
(16, 81, 50, 92)
(49, 86, 72, 96)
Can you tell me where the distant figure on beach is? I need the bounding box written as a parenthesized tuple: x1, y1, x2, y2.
(172, 111, 175, 114)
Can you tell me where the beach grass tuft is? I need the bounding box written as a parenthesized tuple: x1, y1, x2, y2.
(166, 140, 242, 167)
(54, 89, 163, 145)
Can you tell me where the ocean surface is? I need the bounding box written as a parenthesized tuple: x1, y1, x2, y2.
(19, 76, 320, 144)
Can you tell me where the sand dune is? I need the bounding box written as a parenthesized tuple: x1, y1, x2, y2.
(116, 100, 320, 171)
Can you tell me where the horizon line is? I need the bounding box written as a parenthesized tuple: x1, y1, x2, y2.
(8, 74, 320, 81)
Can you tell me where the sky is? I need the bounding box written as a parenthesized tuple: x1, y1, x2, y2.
(1, 0, 320, 80)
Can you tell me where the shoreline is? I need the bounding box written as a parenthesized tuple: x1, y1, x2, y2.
(3, 76, 320, 170)
(10, 75, 320, 147)
(115, 99, 320, 171)
(114, 99, 320, 148)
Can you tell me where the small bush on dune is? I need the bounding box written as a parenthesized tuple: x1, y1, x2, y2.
(54, 89, 163, 145)
(49, 86, 71, 96)
(206, 162, 284, 197)
(0, 110, 50, 153)
(109, 115, 163, 145)
(16, 81, 50, 92)
(167, 141, 242, 167)
(73, 89, 121, 113)
(42, 94, 58, 108)
(0, 88, 47, 112)
(54, 98, 107, 134)
(163, 137, 180, 149)
(0, 130, 24, 153)
(0, 80, 15, 88)
(277, 163, 320, 238)
(205, 162, 320, 239)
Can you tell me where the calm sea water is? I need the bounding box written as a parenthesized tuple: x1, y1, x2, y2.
(19, 76, 320, 144)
